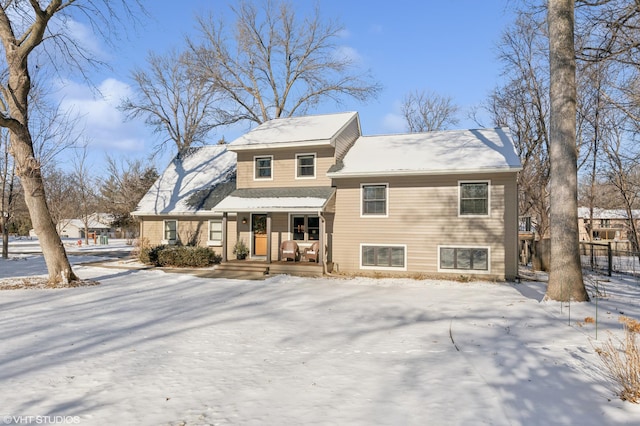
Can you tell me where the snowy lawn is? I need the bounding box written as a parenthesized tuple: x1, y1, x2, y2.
(2, 250, 640, 424)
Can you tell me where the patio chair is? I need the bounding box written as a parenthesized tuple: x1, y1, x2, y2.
(304, 241, 320, 263)
(280, 240, 300, 261)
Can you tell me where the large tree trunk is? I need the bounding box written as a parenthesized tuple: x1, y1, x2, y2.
(546, 0, 589, 301)
(11, 132, 77, 285)
(0, 9, 78, 284)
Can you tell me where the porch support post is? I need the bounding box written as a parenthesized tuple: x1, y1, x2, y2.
(221, 212, 228, 262)
(319, 212, 324, 265)
(266, 213, 272, 264)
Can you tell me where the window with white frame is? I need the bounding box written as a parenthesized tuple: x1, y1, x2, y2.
(254, 155, 273, 180)
(362, 184, 388, 216)
(208, 218, 223, 245)
(439, 247, 489, 271)
(291, 215, 320, 241)
(296, 153, 316, 178)
(459, 181, 489, 216)
(361, 244, 406, 269)
(163, 220, 177, 242)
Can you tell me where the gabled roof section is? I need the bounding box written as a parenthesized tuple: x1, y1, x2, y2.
(132, 145, 237, 216)
(327, 127, 522, 178)
(227, 112, 360, 151)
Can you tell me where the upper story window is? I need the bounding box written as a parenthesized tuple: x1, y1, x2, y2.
(296, 153, 316, 178)
(254, 155, 273, 180)
(361, 183, 388, 217)
(459, 181, 489, 216)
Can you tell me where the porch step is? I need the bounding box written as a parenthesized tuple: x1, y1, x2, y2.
(212, 261, 269, 279)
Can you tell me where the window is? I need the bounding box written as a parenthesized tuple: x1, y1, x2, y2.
(254, 156, 273, 180)
(459, 182, 489, 216)
(362, 184, 388, 216)
(163, 220, 177, 242)
(208, 219, 223, 245)
(296, 153, 315, 178)
(439, 247, 489, 271)
(361, 245, 406, 269)
(291, 215, 320, 241)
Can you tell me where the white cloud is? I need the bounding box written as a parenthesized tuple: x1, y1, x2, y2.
(334, 45, 363, 64)
(54, 77, 148, 153)
(382, 113, 406, 133)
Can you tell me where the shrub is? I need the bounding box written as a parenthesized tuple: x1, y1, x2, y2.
(140, 244, 221, 268)
(595, 316, 640, 403)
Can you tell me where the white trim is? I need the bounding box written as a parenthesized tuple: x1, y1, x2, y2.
(360, 183, 389, 218)
(359, 243, 407, 271)
(437, 245, 491, 274)
(253, 155, 274, 181)
(458, 180, 491, 217)
(327, 167, 522, 179)
(295, 152, 317, 179)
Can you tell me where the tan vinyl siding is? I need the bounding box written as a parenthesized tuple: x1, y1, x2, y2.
(139, 216, 237, 256)
(334, 116, 360, 162)
(236, 147, 336, 189)
(331, 173, 519, 280)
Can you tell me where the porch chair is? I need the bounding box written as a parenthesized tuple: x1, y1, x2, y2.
(304, 241, 320, 263)
(280, 240, 300, 261)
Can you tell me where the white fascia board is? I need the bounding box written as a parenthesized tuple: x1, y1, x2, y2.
(228, 139, 332, 151)
(327, 166, 523, 179)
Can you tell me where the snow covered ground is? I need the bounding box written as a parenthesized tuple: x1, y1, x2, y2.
(2, 239, 640, 425)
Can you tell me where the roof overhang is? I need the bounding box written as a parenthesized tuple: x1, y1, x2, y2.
(213, 187, 336, 214)
(326, 166, 523, 179)
(227, 139, 333, 152)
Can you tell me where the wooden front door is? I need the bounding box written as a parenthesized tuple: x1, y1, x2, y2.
(252, 214, 267, 256)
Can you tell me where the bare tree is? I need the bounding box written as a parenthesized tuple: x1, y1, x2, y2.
(99, 156, 158, 238)
(0, 1, 144, 285)
(43, 167, 76, 234)
(489, 11, 552, 240)
(121, 49, 231, 157)
(401, 89, 459, 132)
(71, 145, 98, 246)
(188, 0, 381, 125)
(546, 0, 589, 301)
(1, 129, 14, 258)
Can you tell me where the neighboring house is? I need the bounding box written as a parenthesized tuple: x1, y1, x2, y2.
(133, 112, 522, 280)
(57, 213, 114, 239)
(578, 207, 640, 245)
(131, 145, 237, 249)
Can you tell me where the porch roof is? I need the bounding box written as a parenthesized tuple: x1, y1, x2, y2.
(213, 186, 335, 213)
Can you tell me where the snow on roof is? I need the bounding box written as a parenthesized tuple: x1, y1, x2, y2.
(214, 187, 335, 213)
(327, 127, 521, 177)
(577, 207, 640, 219)
(133, 145, 236, 216)
(228, 112, 359, 150)
(59, 218, 110, 229)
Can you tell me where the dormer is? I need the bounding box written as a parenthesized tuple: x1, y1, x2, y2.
(227, 112, 361, 189)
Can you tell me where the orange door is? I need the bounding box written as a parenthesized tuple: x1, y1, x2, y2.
(252, 214, 268, 256)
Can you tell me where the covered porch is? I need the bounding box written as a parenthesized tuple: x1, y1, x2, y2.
(213, 187, 335, 275)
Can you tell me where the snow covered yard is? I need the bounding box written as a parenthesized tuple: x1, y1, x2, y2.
(2, 254, 640, 425)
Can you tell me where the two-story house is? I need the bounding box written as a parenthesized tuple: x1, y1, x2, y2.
(133, 111, 522, 280)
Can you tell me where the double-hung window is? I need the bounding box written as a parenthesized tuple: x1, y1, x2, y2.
(163, 220, 177, 243)
(254, 156, 273, 180)
(362, 184, 388, 216)
(208, 219, 223, 246)
(296, 153, 316, 178)
(459, 181, 489, 216)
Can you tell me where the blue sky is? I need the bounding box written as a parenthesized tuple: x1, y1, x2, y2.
(53, 1, 516, 172)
